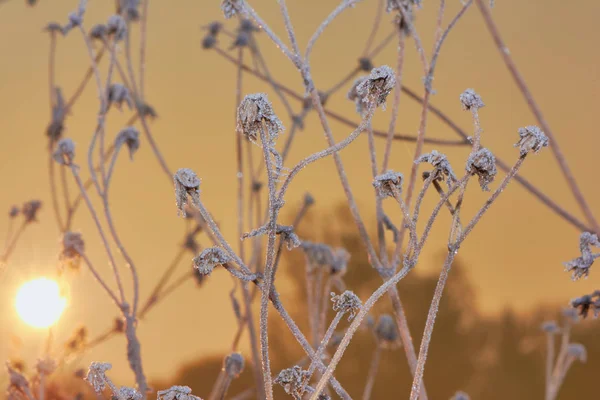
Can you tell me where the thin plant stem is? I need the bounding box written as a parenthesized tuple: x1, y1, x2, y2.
(475, 0, 600, 234)
(361, 0, 385, 56)
(0, 220, 27, 264)
(48, 150, 65, 232)
(80, 253, 122, 308)
(139, 0, 150, 102)
(545, 332, 555, 400)
(305, 311, 344, 386)
(362, 346, 382, 400)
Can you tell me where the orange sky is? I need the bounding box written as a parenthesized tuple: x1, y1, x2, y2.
(0, 0, 599, 385)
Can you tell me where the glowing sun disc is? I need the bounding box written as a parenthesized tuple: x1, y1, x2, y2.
(15, 278, 66, 328)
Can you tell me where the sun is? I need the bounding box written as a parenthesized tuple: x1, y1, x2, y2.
(15, 278, 67, 329)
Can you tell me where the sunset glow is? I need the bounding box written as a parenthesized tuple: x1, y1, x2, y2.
(15, 278, 66, 329)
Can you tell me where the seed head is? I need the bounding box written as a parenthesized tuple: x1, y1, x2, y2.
(239, 19, 259, 33)
(53, 138, 75, 165)
(193, 247, 230, 276)
(374, 314, 400, 348)
(117, 387, 143, 400)
(331, 290, 362, 321)
(60, 232, 85, 270)
(373, 170, 403, 199)
(459, 89, 485, 111)
(465, 148, 497, 191)
(222, 0, 245, 19)
(224, 353, 244, 378)
(515, 125, 549, 156)
(540, 321, 559, 334)
(274, 366, 309, 399)
(415, 150, 456, 186)
(85, 362, 112, 393)
(204, 21, 223, 36)
(9, 206, 19, 218)
(563, 232, 600, 281)
(115, 126, 140, 160)
(137, 101, 158, 119)
(107, 83, 133, 111)
(355, 65, 396, 111)
(231, 31, 250, 49)
(89, 24, 107, 40)
(236, 93, 284, 144)
(277, 225, 301, 250)
(157, 386, 202, 400)
(567, 343, 587, 363)
(21, 200, 42, 223)
(107, 15, 127, 41)
(174, 168, 201, 217)
(358, 57, 374, 72)
(202, 34, 217, 49)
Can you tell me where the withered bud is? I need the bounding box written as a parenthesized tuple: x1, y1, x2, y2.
(53, 138, 76, 165)
(465, 148, 497, 191)
(515, 125, 549, 156)
(358, 57, 374, 72)
(236, 93, 284, 144)
(89, 24, 107, 40)
(174, 168, 201, 217)
(202, 34, 217, 49)
(193, 247, 230, 276)
(60, 232, 85, 270)
(107, 15, 127, 41)
(221, 0, 245, 19)
(115, 126, 140, 160)
(540, 321, 559, 334)
(118, 387, 142, 400)
(22, 200, 42, 223)
(459, 89, 485, 111)
(567, 343, 587, 363)
(374, 314, 400, 348)
(107, 83, 133, 111)
(331, 290, 362, 321)
(373, 170, 403, 199)
(415, 150, 456, 186)
(355, 65, 396, 110)
(224, 353, 244, 378)
(85, 362, 112, 393)
(274, 366, 309, 399)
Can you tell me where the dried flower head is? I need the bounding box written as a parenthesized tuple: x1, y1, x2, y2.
(571, 291, 600, 318)
(330, 248, 350, 276)
(107, 83, 133, 111)
(274, 366, 309, 399)
(9, 205, 19, 218)
(331, 290, 362, 321)
(373, 170, 403, 199)
(355, 65, 396, 110)
(564, 232, 600, 281)
(137, 101, 158, 119)
(204, 21, 223, 36)
(85, 362, 112, 393)
(60, 232, 85, 270)
(374, 314, 400, 348)
(221, 0, 244, 19)
(117, 0, 140, 21)
(157, 386, 202, 400)
(465, 148, 497, 191)
(231, 31, 250, 49)
(540, 321, 559, 334)
(21, 200, 42, 223)
(415, 150, 456, 186)
(174, 168, 201, 217)
(193, 247, 230, 276)
(117, 387, 143, 400)
(89, 24, 107, 40)
(224, 353, 244, 378)
(236, 93, 284, 144)
(567, 343, 587, 363)
(45, 22, 64, 35)
(358, 57, 374, 72)
(276, 225, 301, 250)
(202, 34, 217, 49)
(115, 126, 140, 160)
(459, 89, 485, 111)
(301, 241, 335, 267)
(515, 125, 549, 156)
(451, 391, 471, 400)
(53, 138, 75, 165)
(239, 19, 258, 33)
(107, 15, 127, 41)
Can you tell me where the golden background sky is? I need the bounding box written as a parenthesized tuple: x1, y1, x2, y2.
(0, 0, 599, 386)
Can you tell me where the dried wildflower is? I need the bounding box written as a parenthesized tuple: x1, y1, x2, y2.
(53, 138, 75, 165)
(85, 362, 112, 393)
(221, 0, 244, 19)
(193, 247, 230, 276)
(451, 391, 470, 400)
(236, 93, 284, 144)
(60, 232, 85, 270)
(157, 385, 202, 400)
(567, 343, 587, 363)
(36, 358, 57, 375)
(571, 291, 600, 318)
(21, 200, 42, 223)
(274, 366, 309, 399)
(115, 126, 140, 160)
(465, 148, 497, 191)
(224, 353, 244, 378)
(459, 89, 485, 111)
(89, 24, 107, 40)
(540, 321, 559, 334)
(174, 168, 201, 217)
(564, 232, 600, 281)
(515, 125, 549, 156)
(415, 150, 456, 186)
(9, 206, 19, 218)
(47, 87, 67, 141)
(374, 314, 400, 348)
(276, 225, 301, 250)
(107, 15, 127, 41)
(331, 290, 362, 321)
(117, 0, 140, 21)
(373, 170, 403, 199)
(355, 65, 396, 110)
(45, 22, 64, 35)
(202, 34, 217, 49)
(358, 57, 374, 72)
(107, 83, 133, 111)
(117, 387, 143, 400)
